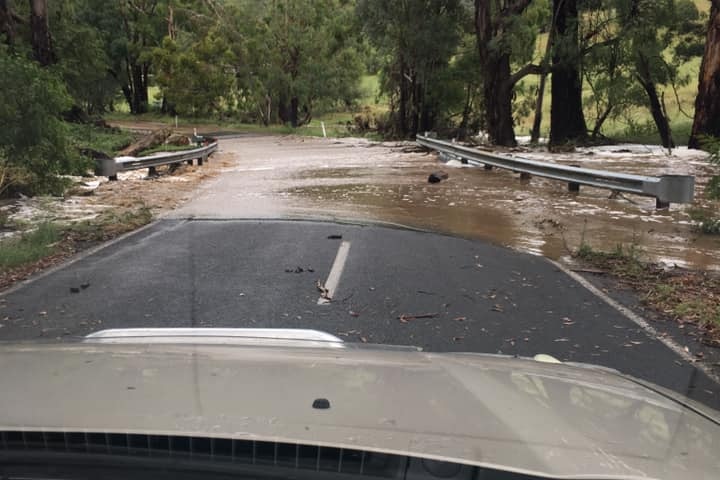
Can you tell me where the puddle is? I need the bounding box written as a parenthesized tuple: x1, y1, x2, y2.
(212, 136, 720, 270)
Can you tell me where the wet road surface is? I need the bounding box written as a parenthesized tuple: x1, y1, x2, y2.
(173, 135, 720, 270)
(0, 219, 717, 410)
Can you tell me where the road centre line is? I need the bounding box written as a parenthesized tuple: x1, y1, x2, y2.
(318, 241, 351, 305)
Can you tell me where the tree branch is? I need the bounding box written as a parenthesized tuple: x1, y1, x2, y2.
(509, 63, 545, 87)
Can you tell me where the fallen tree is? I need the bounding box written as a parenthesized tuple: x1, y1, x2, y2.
(118, 128, 172, 157)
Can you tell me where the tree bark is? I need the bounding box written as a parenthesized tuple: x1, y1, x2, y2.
(28, 0, 54, 66)
(130, 64, 148, 114)
(483, 54, 516, 146)
(689, 0, 720, 149)
(549, 0, 587, 146)
(475, 0, 517, 146)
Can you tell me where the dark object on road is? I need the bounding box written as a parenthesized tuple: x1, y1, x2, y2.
(428, 171, 449, 183)
(327, 234, 343, 240)
(312, 398, 331, 409)
(80, 282, 91, 290)
(285, 267, 304, 273)
(69, 287, 80, 294)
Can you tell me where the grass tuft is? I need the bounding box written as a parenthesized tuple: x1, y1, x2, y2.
(0, 223, 60, 270)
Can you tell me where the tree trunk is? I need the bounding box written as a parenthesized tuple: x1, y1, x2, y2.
(118, 128, 172, 157)
(531, 10, 557, 143)
(130, 64, 148, 114)
(409, 74, 419, 136)
(28, 0, 54, 66)
(483, 54, 516, 146)
(638, 75, 674, 148)
(549, 0, 587, 146)
(398, 57, 408, 136)
(289, 97, 299, 127)
(0, 0, 15, 45)
(689, 0, 720, 149)
(591, 103, 613, 138)
(475, 0, 522, 146)
(636, 53, 674, 148)
(278, 94, 289, 124)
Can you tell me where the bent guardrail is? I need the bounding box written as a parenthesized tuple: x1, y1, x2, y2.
(416, 135, 694, 208)
(95, 141, 218, 181)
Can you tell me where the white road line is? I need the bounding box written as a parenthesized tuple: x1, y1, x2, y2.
(549, 259, 720, 383)
(318, 241, 351, 305)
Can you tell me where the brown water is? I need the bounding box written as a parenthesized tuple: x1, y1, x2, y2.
(184, 135, 720, 270)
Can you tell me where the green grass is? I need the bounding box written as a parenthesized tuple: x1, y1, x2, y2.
(68, 205, 153, 242)
(67, 123, 137, 155)
(0, 223, 60, 270)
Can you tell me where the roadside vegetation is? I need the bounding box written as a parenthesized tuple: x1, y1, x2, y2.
(0, 204, 153, 288)
(574, 241, 720, 347)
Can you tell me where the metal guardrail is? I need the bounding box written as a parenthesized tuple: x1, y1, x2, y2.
(95, 141, 218, 181)
(416, 135, 695, 208)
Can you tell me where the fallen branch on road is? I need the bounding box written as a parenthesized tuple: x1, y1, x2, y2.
(398, 313, 439, 323)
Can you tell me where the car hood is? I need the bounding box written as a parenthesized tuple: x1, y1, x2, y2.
(0, 341, 718, 480)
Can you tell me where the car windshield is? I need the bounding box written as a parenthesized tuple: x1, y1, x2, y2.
(1, 1, 719, 479)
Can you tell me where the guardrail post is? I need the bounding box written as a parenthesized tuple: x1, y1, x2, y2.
(148, 166, 158, 176)
(198, 156, 204, 166)
(520, 172, 531, 180)
(568, 164, 580, 192)
(656, 198, 670, 209)
(484, 164, 493, 170)
(187, 159, 194, 166)
(109, 174, 118, 182)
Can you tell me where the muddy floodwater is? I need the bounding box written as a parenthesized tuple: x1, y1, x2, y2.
(191, 134, 720, 270)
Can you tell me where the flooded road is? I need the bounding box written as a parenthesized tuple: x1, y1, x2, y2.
(179, 135, 720, 270)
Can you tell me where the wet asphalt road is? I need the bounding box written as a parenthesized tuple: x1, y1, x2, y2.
(0, 219, 717, 410)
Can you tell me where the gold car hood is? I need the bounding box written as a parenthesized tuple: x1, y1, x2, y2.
(0, 340, 718, 480)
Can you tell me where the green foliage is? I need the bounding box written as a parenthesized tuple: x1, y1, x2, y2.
(153, 32, 235, 116)
(0, 53, 85, 196)
(357, 0, 465, 135)
(688, 207, 720, 234)
(697, 136, 720, 199)
(0, 223, 60, 271)
(230, 0, 364, 126)
(581, 0, 704, 141)
(66, 124, 136, 156)
(49, 1, 119, 113)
